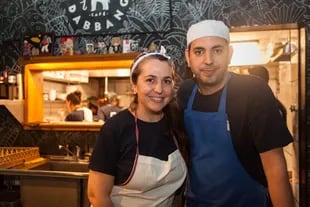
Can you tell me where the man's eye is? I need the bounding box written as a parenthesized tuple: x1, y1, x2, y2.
(194, 50, 203, 56)
(213, 48, 223, 55)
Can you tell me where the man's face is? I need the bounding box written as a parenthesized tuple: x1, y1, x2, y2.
(185, 36, 233, 94)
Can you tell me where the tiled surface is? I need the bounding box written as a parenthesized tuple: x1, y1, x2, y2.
(0, 105, 98, 156)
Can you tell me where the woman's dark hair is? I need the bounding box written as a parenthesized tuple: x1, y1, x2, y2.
(164, 99, 190, 166)
(66, 90, 82, 105)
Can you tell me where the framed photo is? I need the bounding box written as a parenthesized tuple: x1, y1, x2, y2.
(23, 33, 54, 57)
(95, 41, 107, 54)
(59, 36, 74, 56)
(86, 42, 95, 54)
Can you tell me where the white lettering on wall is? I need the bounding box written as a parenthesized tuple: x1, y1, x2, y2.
(80, 0, 87, 10)
(66, 0, 129, 32)
(95, 22, 102, 31)
(120, 0, 129, 7)
(73, 16, 81, 24)
(114, 9, 124, 20)
(83, 21, 91, 30)
(68, 4, 77, 13)
(106, 20, 114, 29)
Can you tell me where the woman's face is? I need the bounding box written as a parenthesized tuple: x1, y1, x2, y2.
(133, 58, 174, 118)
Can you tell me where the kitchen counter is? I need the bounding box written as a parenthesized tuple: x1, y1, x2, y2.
(24, 121, 104, 131)
(0, 157, 89, 179)
(0, 157, 90, 207)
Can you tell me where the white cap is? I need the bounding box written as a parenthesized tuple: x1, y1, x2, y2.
(187, 20, 230, 46)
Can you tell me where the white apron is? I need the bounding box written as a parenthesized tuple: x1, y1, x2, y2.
(111, 116, 187, 207)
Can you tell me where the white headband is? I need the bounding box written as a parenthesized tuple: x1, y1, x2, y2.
(187, 19, 230, 46)
(130, 50, 171, 83)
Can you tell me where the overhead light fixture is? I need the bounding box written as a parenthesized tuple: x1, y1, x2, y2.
(270, 42, 297, 62)
(230, 41, 269, 66)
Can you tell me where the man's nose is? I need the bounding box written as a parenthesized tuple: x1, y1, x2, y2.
(204, 51, 213, 64)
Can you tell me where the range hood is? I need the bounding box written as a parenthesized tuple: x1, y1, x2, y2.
(270, 42, 297, 62)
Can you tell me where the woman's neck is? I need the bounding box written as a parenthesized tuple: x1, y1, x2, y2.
(132, 108, 164, 122)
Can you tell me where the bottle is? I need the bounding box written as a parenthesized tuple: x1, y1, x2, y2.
(7, 72, 17, 100)
(0, 71, 9, 99)
(16, 73, 23, 100)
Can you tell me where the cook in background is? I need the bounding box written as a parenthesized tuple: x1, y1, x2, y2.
(248, 65, 287, 122)
(65, 90, 93, 122)
(97, 95, 121, 121)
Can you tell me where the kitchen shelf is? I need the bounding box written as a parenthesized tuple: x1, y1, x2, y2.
(19, 52, 139, 65)
(43, 76, 88, 84)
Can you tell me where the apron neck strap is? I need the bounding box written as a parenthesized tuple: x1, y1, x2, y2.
(186, 72, 232, 113)
(218, 72, 231, 112)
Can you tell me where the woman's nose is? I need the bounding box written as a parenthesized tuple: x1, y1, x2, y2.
(153, 81, 163, 93)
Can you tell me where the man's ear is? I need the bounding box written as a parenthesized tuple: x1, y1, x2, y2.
(185, 48, 190, 68)
(228, 45, 233, 64)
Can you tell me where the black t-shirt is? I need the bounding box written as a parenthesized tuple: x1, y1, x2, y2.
(89, 109, 177, 185)
(177, 72, 293, 187)
(65, 110, 84, 121)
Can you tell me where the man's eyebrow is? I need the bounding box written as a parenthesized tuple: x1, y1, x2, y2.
(192, 47, 205, 50)
(212, 45, 225, 49)
(192, 45, 224, 50)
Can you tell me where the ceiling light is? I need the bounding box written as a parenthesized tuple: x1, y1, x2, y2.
(230, 41, 269, 66)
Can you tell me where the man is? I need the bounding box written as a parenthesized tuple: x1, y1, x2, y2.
(97, 95, 121, 121)
(177, 19, 294, 207)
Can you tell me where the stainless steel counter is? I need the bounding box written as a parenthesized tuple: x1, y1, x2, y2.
(0, 157, 89, 179)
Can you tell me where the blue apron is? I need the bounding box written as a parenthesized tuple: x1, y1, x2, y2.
(184, 74, 269, 207)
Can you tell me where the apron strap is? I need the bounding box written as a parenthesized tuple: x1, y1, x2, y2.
(120, 111, 140, 186)
(218, 72, 231, 113)
(186, 72, 232, 113)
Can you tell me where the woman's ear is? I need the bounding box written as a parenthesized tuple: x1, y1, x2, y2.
(131, 85, 137, 94)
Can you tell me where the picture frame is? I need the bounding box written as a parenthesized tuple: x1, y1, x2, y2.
(95, 41, 108, 54)
(86, 42, 95, 54)
(23, 33, 54, 58)
(59, 36, 74, 56)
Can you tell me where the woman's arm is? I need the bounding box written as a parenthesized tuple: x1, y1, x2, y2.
(88, 170, 115, 207)
(260, 147, 294, 207)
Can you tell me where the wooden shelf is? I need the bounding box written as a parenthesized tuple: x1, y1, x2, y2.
(19, 53, 139, 65)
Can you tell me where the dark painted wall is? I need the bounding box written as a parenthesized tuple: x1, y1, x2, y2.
(0, 0, 310, 206)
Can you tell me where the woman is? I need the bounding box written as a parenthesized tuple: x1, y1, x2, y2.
(88, 52, 188, 207)
(65, 90, 93, 122)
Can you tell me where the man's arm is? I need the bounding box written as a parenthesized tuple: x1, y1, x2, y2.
(260, 147, 294, 207)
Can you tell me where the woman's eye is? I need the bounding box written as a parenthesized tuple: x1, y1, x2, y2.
(146, 78, 154, 83)
(164, 79, 173, 85)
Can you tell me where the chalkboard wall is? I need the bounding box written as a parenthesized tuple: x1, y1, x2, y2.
(1, 0, 309, 76)
(0, 0, 310, 206)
